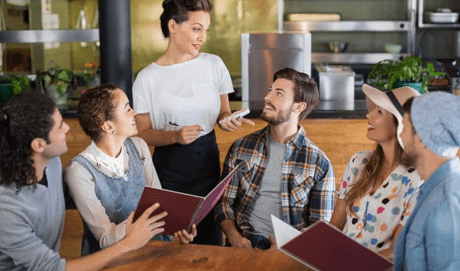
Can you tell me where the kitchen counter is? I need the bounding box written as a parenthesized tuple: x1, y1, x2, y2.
(245, 99, 368, 119)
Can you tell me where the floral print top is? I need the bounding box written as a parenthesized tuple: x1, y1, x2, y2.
(337, 151, 423, 253)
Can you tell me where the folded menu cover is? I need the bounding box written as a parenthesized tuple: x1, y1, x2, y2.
(271, 215, 393, 271)
(133, 163, 244, 236)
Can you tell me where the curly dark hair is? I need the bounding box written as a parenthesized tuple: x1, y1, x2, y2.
(78, 84, 119, 142)
(0, 91, 56, 189)
(160, 0, 213, 38)
(273, 68, 319, 120)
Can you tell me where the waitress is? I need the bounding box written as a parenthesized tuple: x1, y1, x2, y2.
(133, 0, 253, 246)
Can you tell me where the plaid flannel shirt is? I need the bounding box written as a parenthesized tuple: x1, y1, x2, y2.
(215, 125, 335, 233)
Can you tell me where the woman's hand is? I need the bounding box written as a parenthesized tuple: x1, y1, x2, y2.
(175, 125, 203, 145)
(218, 108, 255, 132)
(173, 224, 197, 244)
(121, 203, 167, 252)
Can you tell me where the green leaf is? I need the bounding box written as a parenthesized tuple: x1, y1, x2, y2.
(44, 74, 52, 86)
(58, 84, 67, 95)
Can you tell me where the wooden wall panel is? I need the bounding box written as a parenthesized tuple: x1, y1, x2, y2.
(63, 118, 375, 188)
(61, 117, 374, 259)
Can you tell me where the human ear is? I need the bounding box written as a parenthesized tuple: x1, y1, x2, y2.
(168, 19, 177, 35)
(293, 102, 307, 114)
(30, 138, 47, 153)
(101, 121, 114, 135)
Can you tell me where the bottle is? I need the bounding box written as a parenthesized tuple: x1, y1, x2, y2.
(454, 71, 460, 96)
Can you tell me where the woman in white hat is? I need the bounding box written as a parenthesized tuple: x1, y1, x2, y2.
(329, 84, 424, 259)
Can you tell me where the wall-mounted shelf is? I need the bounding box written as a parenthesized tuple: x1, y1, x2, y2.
(283, 21, 412, 32)
(279, 0, 416, 64)
(0, 29, 99, 43)
(418, 24, 460, 29)
(417, 0, 460, 29)
(312, 53, 408, 64)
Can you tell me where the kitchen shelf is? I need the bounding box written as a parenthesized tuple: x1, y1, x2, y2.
(418, 24, 460, 29)
(279, 0, 417, 64)
(417, 0, 460, 29)
(0, 29, 99, 43)
(312, 53, 408, 64)
(283, 21, 412, 32)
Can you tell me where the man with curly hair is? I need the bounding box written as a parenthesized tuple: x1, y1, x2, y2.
(0, 91, 168, 271)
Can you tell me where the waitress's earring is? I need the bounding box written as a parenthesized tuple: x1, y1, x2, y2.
(112, 130, 115, 134)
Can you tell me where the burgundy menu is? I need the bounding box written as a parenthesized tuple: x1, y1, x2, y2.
(133, 163, 243, 235)
(273, 217, 393, 271)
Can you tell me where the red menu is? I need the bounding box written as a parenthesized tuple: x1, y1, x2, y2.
(271, 216, 393, 271)
(133, 163, 244, 235)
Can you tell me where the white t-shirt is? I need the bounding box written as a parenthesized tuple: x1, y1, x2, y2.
(64, 137, 161, 249)
(133, 53, 234, 136)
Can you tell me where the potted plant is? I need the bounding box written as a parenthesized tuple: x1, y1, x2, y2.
(0, 75, 31, 106)
(368, 55, 445, 93)
(79, 62, 100, 88)
(36, 63, 77, 107)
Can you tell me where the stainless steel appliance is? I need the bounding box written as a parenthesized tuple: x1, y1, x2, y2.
(317, 65, 355, 110)
(241, 32, 311, 111)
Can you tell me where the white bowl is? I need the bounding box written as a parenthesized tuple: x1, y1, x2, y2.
(426, 12, 459, 23)
(384, 44, 402, 54)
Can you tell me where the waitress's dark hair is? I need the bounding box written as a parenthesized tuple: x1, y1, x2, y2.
(160, 0, 212, 38)
(0, 91, 56, 189)
(78, 84, 119, 142)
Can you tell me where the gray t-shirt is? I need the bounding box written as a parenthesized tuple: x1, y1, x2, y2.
(246, 136, 285, 238)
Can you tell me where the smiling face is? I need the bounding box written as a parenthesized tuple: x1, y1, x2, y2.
(169, 11, 210, 58)
(260, 78, 296, 125)
(109, 89, 138, 138)
(365, 100, 397, 145)
(42, 107, 69, 159)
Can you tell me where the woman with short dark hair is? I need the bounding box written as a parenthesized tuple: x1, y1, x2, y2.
(65, 84, 196, 256)
(133, 0, 253, 246)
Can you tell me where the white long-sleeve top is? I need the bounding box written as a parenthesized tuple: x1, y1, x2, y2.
(64, 137, 161, 249)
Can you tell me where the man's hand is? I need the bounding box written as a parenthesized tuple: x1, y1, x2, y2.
(268, 235, 278, 250)
(122, 203, 167, 252)
(228, 234, 252, 249)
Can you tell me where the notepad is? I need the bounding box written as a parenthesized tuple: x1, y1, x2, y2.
(271, 215, 393, 271)
(133, 163, 244, 235)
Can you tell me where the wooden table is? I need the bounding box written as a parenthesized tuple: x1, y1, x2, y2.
(103, 241, 312, 271)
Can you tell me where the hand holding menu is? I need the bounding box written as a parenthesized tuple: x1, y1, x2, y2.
(133, 163, 244, 236)
(271, 215, 393, 271)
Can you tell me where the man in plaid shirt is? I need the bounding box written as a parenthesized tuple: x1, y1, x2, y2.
(215, 68, 335, 249)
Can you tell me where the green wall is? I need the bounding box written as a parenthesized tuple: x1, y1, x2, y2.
(130, 0, 278, 76)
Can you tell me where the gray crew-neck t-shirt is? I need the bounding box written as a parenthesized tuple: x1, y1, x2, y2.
(246, 136, 286, 238)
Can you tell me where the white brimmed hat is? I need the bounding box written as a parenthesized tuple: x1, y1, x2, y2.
(362, 84, 420, 148)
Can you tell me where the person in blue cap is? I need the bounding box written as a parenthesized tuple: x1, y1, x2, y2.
(394, 91, 460, 270)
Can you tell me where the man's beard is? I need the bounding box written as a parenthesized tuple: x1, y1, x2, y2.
(401, 147, 418, 165)
(260, 103, 293, 126)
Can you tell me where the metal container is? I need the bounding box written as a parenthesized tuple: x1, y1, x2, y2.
(241, 32, 312, 111)
(317, 65, 355, 108)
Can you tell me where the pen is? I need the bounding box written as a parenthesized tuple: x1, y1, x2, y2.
(169, 121, 180, 127)
(168, 122, 204, 131)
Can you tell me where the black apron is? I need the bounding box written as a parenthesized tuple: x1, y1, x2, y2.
(153, 130, 223, 245)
